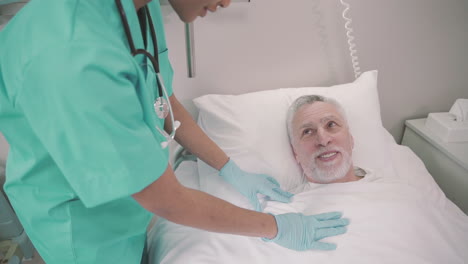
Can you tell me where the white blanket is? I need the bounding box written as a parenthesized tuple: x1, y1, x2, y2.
(148, 146, 468, 264)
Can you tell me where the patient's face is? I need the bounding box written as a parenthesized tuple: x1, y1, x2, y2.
(291, 102, 354, 184)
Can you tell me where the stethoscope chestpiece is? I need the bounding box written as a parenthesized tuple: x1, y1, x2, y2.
(154, 97, 169, 119)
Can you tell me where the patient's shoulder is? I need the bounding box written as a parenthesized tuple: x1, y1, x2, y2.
(289, 183, 310, 194)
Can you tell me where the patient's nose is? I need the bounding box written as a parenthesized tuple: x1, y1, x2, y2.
(316, 129, 332, 147)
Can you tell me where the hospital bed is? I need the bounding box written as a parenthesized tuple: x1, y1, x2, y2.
(146, 71, 468, 264)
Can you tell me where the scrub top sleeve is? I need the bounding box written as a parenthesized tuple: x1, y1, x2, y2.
(17, 44, 169, 208)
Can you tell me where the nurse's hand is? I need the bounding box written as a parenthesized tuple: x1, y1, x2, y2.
(263, 212, 349, 251)
(219, 159, 293, 211)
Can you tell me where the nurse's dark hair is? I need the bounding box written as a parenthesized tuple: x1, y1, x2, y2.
(286, 95, 348, 144)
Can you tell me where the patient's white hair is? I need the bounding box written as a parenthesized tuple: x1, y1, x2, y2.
(286, 95, 348, 144)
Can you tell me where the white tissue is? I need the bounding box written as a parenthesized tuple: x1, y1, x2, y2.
(425, 99, 468, 142)
(449, 98, 468, 122)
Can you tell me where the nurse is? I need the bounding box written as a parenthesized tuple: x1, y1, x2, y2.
(0, 0, 349, 263)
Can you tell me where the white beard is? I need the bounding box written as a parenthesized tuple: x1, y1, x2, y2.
(303, 146, 352, 184)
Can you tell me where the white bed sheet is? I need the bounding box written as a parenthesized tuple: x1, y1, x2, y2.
(147, 141, 468, 264)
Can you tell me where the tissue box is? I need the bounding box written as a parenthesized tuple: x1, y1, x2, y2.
(425, 112, 468, 142)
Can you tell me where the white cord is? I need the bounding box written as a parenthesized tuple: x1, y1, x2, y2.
(339, 0, 361, 79)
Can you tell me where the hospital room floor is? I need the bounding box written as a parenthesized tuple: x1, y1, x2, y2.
(23, 249, 44, 264)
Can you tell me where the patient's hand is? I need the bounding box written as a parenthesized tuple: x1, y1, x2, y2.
(219, 159, 293, 211)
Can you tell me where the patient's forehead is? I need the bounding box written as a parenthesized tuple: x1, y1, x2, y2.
(293, 102, 344, 128)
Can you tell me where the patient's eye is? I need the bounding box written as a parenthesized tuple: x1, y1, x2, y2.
(302, 128, 316, 137)
(326, 121, 341, 133)
(327, 121, 337, 128)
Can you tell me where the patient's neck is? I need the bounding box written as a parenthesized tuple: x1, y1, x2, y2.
(330, 170, 361, 183)
(307, 165, 362, 184)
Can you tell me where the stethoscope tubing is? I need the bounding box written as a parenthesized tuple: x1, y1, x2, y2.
(115, 0, 179, 148)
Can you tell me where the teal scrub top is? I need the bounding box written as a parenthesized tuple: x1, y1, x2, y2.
(0, 0, 174, 263)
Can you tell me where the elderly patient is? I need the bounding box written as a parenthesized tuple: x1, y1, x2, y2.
(287, 95, 367, 185)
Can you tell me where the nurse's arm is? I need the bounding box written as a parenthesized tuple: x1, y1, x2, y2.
(167, 94, 229, 170)
(132, 165, 278, 238)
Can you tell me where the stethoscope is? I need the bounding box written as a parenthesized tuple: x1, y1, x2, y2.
(116, 0, 180, 149)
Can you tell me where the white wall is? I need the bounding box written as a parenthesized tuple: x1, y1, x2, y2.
(161, 0, 468, 142)
(350, 0, 468, 140)
(160, 0, 354, 114)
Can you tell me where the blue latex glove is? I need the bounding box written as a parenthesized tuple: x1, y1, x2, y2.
(219, 159, 293, 211)
(263, 212, 349, 251)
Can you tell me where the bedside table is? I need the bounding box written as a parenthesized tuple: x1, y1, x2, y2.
(401, 118, 468, 214)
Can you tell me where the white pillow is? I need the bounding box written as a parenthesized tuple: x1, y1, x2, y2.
(194, 71, 393, 209)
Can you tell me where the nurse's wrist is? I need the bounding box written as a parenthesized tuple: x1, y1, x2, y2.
(217, 156, 231, 171)
(262, 214, 279, 241)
